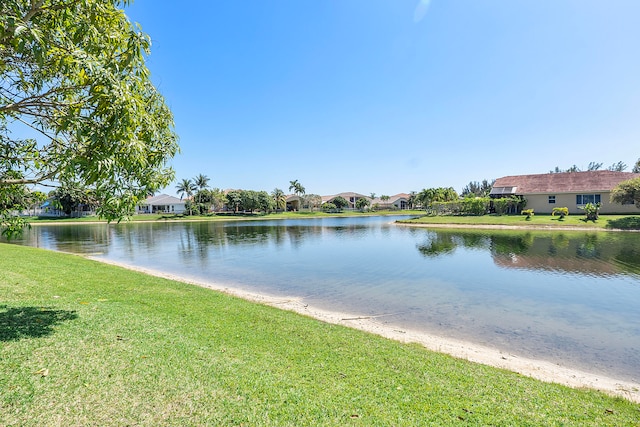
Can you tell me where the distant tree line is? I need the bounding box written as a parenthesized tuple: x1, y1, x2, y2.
(550, 160, 640, 173)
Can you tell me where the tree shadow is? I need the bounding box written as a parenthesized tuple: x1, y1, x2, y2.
(606, 217, 640, 230)
(0, 305, 78, 342)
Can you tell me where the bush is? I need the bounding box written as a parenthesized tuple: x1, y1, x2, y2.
(552, 207, 569, 219)
(582, 202, 600, 221)
(521, 209, 534, 220)
(322, 202, 337, 213)
(461, 197, 490, 215)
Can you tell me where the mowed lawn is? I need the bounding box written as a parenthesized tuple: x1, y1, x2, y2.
(1, 244, 638, 426)
(399, 213, 640, 230)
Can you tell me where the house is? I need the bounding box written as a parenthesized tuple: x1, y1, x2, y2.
(490, 171, 640, 214)
(137, 194, 186, 215)
(370, 193, 412, 210)
(322, 192, 369, 210)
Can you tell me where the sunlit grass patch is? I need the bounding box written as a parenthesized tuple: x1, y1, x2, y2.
(1, 244, 638, 425)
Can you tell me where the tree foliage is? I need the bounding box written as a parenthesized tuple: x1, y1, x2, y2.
(50, 180, 96, 216)
(175, 179, 196, 200)
(607, 161, 627, 172)
(415, 187, 458, 208)
(550, 161, 628, 173)
(225, 189, 273, 213)
(611, 177, 640, 209)
(331, 196, 349, 210)
(355, 197, 370, 211)
(461, 179, 494, 197)
(288, 180, 305, 197)
(302, 194, 322, 211)
(271, 188, 286, 211)
(321, 202, 337, 213)
(0, 0, 179, 235)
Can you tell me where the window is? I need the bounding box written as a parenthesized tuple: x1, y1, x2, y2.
(548, 195, 556, 204)
(576, 194, 601, 205)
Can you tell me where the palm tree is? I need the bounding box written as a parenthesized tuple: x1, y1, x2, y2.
(194, 174, 210, 192)
(176, 178, 196, 200)
(193, 174, 210, 212)
(408, 191, 417, 209)
(271, 188, 286, 212)
(288, 179, 306, 211)
(176, 178, 197, 215)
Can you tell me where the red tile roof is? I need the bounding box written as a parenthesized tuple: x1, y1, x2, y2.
(492, 171, 640, 195)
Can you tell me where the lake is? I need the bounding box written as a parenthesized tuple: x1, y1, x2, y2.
(5, 216, 640, 382)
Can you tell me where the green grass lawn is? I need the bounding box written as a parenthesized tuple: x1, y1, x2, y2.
(1, 244, 639, 426)
(400, 213, 640, 230)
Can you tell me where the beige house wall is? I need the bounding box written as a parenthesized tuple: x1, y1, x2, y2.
(523, 192, 640, 215)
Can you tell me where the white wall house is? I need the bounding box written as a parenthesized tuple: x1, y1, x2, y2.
(136, 194, 186, 215)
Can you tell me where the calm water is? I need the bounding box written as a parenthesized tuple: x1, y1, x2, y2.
(5, 216, 640, 381)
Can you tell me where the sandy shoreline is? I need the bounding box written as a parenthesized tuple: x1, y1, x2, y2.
(89, 256, 640, 403)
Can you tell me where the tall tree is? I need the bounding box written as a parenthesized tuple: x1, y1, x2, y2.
(303, 194, 322, 211)
(332, 196, 349, 211)
(271, 188, 286, 211)
(225, 190, 243, 213)
(0, 0, 178, 236)
(194, 174, 210, 193)
(633, 158, 640, 173)
(587, 162, 603, 171)
(356, 197, 370, 211)
(288, 179, 305, 210)
(461, 179, 494, 197)
(175, 179, 196, 216)
(408, 191, 417, 209)
(288, 180, 306, 197)
(193, 173, 210, 210)
(607, 161, 627, 172)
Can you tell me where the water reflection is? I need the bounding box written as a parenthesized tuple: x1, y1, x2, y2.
(4, 218, 640, 381)
(417, 230, 640, 277)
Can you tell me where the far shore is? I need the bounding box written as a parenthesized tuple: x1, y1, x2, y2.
(395, 222, 638, 232)
(25, 211, 640, 233)
(89, 256, 640, 403)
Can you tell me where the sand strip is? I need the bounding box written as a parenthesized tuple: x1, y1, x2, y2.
(89, 256, 640, 403)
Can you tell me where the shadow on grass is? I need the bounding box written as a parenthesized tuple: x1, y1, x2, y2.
(606, 217, 640, 230)
(0, 305, 78, 342)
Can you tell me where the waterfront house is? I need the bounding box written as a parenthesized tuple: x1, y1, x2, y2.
(370, 193, 412, 210)
(137, 194, 186, 215)
(322, 192, 370, 210)
(490, 171, 640, 214)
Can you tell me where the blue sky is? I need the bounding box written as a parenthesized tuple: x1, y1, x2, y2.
(124, 1, 640, 196)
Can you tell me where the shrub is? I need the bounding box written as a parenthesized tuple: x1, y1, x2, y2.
(492, 196, 522, 215)
(322, 202, 337, 213)
(552, 207, 569, 219)
(582, 202, 600, 221)
(461, 197, 490, 215)
(521, 209, 534, 220)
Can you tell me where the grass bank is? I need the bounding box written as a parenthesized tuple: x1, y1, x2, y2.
(1, 245, 639, 426)
(399, 213, 640, 230)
